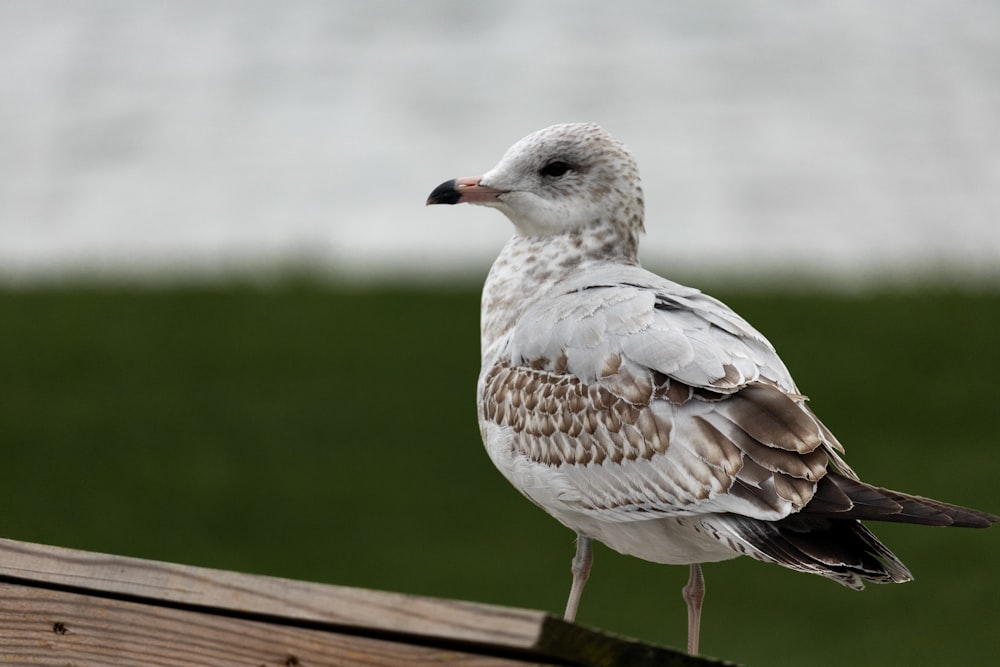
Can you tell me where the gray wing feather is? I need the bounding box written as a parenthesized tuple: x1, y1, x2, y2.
(509, 263, 794, 392)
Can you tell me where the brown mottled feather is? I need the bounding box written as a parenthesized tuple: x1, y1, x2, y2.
(480, 357, 999, 539)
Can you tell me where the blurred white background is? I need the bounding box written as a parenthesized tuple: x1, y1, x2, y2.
(2, 0, 998, 286)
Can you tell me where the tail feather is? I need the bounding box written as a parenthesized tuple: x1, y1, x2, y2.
(719, 514, 912, 589)
(716, 473, 996, 589)
(806, 473, 999, 528)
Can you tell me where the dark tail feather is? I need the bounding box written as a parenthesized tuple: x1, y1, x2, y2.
(804, 472, 999, 528)
(718, 473, 996, 589)
(720, 514, 912, 589)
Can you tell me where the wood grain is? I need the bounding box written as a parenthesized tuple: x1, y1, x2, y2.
(0, 538, 728, 666)
(0, 538, 544, 649)
(0, 581, 527, 666)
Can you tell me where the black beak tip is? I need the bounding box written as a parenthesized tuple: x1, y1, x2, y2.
(426, 179, 461, 206)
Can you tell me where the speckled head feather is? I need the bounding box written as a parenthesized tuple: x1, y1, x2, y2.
(478, 123, 644, 254)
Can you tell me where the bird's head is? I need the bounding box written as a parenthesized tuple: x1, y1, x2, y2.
(427, 123, 645, 242)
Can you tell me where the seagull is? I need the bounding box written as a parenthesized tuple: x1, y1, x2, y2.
(425, 122, 998, 655)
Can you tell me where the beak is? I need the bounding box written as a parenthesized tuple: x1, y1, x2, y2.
(426, 176, 507, 206)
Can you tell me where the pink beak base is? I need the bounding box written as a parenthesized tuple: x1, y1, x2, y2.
(426, 176, 506, 205)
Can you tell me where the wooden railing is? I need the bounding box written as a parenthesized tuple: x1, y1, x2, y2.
(0, 538, 731, 666)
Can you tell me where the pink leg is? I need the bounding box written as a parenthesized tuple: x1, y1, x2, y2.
(682, 563, 705, 655)
(563, 535, 593, 621)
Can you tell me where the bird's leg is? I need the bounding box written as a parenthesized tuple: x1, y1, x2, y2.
(682, 563, 705, 655)
(563, 534, 593, 622)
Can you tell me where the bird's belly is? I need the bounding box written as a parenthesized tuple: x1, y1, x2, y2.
(482, 422, 743, 565)
(570, 514, 742, 565)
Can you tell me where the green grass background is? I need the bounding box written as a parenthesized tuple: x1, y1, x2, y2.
(1, 281, 997, 665)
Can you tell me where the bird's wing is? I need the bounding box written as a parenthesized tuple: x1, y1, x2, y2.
(481, 264, 851, 523)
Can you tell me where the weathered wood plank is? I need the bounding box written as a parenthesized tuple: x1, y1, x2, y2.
(0, 538, 544, 650)
(0, 539, 730, 666)
(0, 581, 529, 666)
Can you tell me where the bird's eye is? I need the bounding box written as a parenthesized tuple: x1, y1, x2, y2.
(540, 160, 572, 178)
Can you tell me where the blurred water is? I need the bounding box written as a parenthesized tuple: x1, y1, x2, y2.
(1, 0, 998, 286)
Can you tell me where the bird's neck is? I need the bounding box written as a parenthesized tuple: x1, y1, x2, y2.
(480, 224, 640, 363)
